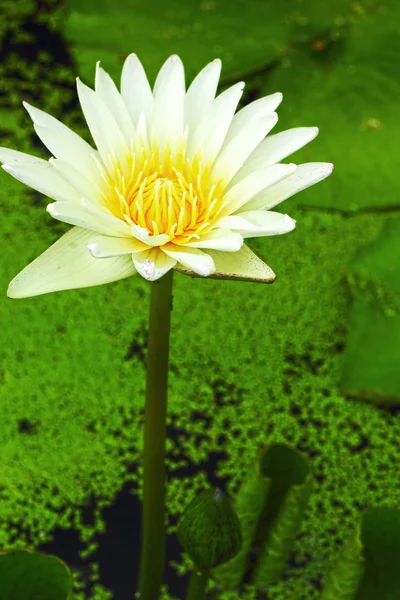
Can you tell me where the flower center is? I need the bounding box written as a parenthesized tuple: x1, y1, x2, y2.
(98, 144, 228, 244)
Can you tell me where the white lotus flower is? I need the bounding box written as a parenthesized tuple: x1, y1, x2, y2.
(1, 54, 333, 298)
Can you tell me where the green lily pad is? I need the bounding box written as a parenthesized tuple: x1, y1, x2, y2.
(266, 2, 400, 212)
(356, 507, 400, 600)
(64, 0, 352, 85)
(340, 216, 400, 403)
(0, 549, 73, 600)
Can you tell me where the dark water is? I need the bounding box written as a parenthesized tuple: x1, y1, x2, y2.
(39, 440, 230, 599)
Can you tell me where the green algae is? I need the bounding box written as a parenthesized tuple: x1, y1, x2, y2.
(0, 0, 399, 599)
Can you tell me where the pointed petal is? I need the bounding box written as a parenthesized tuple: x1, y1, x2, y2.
(49, 157, 103, 203)
(183, 228, 243, 251)
(233, 127, 319, 184)
(95, 62, 135, 143)
(87, 234, 148, 257)
(132, 247, 176, 281)
(22, 102, 100, 179)
(153, 54, 182, 95)
(0, 147, 44, 167)
(222, 163, 296, 215)
(185, 59, 221, 136)
(261, 126, 319, 164)
(212, 113, 278, 183)
(130, 223, 170, 246)
(174, 243, 275, 283)
(187, 82, 244, 165)
(76, 78, 128, 172)
(162, 243, 215, 276)
(244, 162, 334, 211)
(47, 201, 131, 236)
(152, 55, 185, 154)
(223, 92, 282, 147)
(120, 53, 153, 127)
(2, 160, 82, 204)
(7, 226, 136, 298)
(80, 198, 132, 234)
(216, 210, 296, 238)
(134, 112, 150, 154)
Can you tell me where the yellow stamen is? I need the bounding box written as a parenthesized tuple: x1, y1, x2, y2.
(99, 138, 226, 244)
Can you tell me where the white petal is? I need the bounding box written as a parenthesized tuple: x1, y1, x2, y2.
(22, 102, 100, 179)
(187, 82, 244, 165)
(244, 162, 334, 211)
(120, 54, 153, 126)
(216, 210, 296, 238)
(183, 228, 243, 251)
(80, 198, 132, 235)
(7, 226, 136, 298)
(0, 147, 47, 167)
(2, 160, 82, 204)
(223, 92, 282, 147)
(153, 54, 181, 95)
(134, 112, 150, 154)
(95, 63, 135, 143)
(76, 78, 129, 172)
(49, 158, 103, 203)
(162, 244, 215, 276)
(233, 127, 319, 184)
(222, 163, 297, 215)
(47, 201, 131, 236)
(212, 113, 278, 183)
(132, 247, 176, 281)
(185, 59, 221, 136)
(130, 223, 170, 246)
(151, 55, 185, 155)
(174, 243, 275, 283)
(87, 234, 148, 257)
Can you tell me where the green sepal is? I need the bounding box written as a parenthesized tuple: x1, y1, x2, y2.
(0, 548, 73, 600)
(177, 487, 242, 570)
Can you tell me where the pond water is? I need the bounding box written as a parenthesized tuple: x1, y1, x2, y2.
(38, 445, 230, 599)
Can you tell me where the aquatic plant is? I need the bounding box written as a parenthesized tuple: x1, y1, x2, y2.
(0, 1, 399, 599)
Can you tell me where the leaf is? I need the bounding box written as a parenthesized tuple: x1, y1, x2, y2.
(340, 216, 400, 404)
(177, 487, 242, 570)
(212, 443, 312, 590)
(356, 507, 400, 600)
(211, 463, 271, 589)
(251, 444, 312, 587)
(320, 531, 365, 600)
(252, 474, 313, 587)
(63, 0, 353, 86)
(266, 2, 400, 212)
(321, 507, 400, 600)
(0, 549, 73, 600)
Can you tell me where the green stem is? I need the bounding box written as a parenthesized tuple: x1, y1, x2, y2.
(186, 568, 210, 600)
(138, 269, 174, 600)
